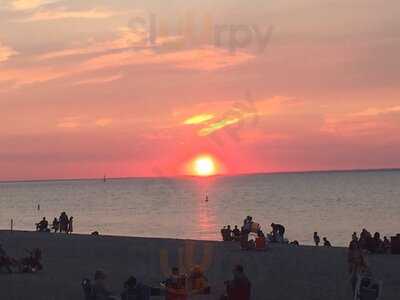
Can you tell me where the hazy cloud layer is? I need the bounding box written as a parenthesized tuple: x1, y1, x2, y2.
(1, 0, 399, 180)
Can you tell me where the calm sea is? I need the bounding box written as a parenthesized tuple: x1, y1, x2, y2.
(1, 170, 399, 246)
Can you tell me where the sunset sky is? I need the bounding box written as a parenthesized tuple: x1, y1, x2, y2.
(0, 0, 399, 180)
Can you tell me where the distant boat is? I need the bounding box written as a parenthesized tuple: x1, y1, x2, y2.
(103, 175, 106, 182)
(205, 192, 209, 202)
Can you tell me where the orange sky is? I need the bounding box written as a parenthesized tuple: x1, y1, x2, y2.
(0, 0, 400, 180)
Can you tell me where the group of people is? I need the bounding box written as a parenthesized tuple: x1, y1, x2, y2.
(356, 229, 391, 254)
(162, 265, 250, 300)
(222, 221, 393, 253)
(313, 232, 332, 247)
(83, 270, 154, 300)
(162, 266, 210, 299)
(221, 216, 290, 251)
(35, 212, 73, 234)
(221, 225, 241, 242)
(313, 229, 396, 253)
(83, 264, 250, 300)
(0, 244, 43, 274)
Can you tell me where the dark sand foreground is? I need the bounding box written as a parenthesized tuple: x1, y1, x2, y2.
(1, 230, 400, 300)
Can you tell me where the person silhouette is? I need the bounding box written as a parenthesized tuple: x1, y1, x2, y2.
(313, 232, 320, 246)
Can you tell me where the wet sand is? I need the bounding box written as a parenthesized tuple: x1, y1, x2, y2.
(1, 230, 400, 300)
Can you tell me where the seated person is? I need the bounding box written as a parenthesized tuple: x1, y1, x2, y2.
(121, 276, 151, 300)
(37, 217, 49, 232)
(164, 267, 187, 300)
(255, 231, 266, 250)
(92, 270, 118, 300)
(383, 237, 391, 254)
(323, 237, 332, 247)
(232, 226, 241, 241)
(271, 223, 285, 242)
(187, 265, 210, 294)
(52, 218, 59, 232)
(248, 239, 256, 250)
(221, 265, 251, 300)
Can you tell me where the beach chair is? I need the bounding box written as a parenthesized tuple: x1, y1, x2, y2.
(354, 274, 382, 300)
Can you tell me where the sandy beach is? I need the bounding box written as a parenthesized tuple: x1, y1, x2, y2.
(1, 230, 399, 300)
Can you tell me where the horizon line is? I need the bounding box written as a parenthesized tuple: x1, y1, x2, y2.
(0, 167, 399, 184)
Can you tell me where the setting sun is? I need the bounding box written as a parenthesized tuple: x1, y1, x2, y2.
(193, 155, 217, 176)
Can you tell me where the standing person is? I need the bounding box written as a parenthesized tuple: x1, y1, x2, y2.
(226, 225, 233, 241)
(313, 232, 320, 246)
(348, 241, 369, 296)
(220, 265, 251, 300)
(221, 226, 227, 241)
(59, 212, 69, 233)
(372, 232, 383, 253)
(243, 217, 252, 233)
(59, 213, 65, 233)
(240, 230, 250, 250)
(67, 216, 73, 234)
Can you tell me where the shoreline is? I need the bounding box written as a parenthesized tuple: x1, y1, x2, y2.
(1, 230, 400, 300)
(1, 167, 399, 184)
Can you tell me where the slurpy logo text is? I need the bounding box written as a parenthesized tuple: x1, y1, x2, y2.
(129, 11, 274, 53)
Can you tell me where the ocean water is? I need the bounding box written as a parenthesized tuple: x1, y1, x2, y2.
(0, 170, 399, 246)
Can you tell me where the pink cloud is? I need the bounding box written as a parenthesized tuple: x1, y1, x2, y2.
(17, 7, 127, 22)
(81, 46, 255, 72)
(0, 42, 18, 63)
(72, 74, 123, 86)
(9, 0, 60, 10)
